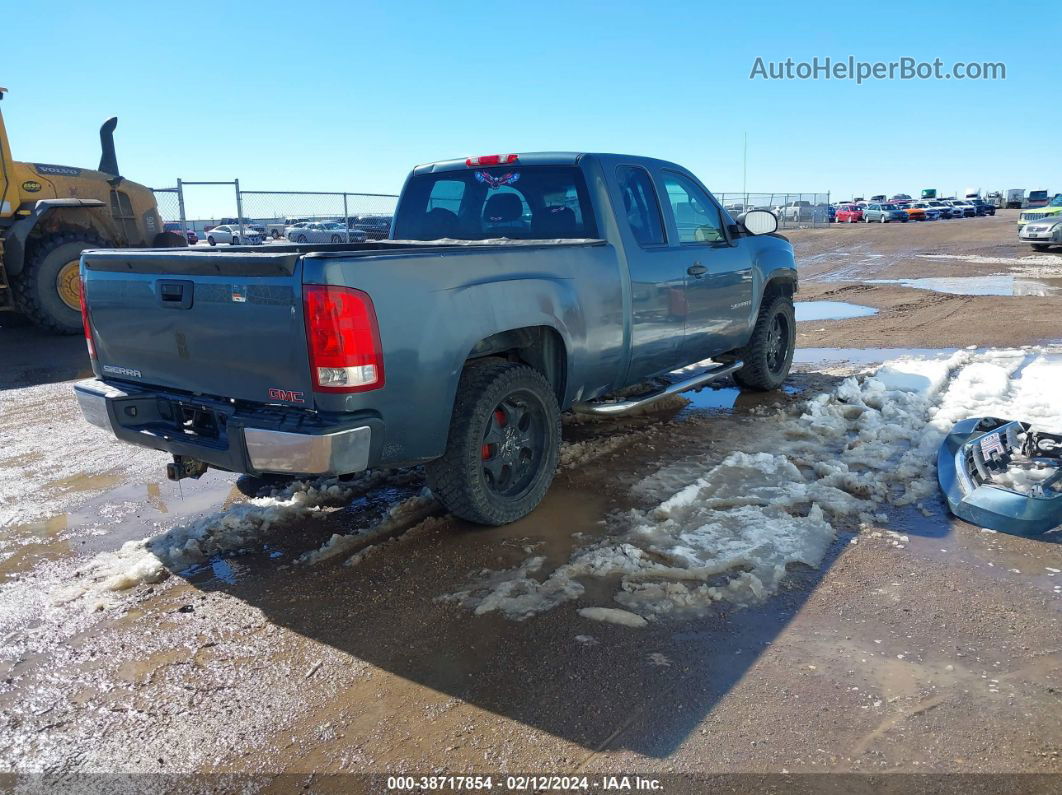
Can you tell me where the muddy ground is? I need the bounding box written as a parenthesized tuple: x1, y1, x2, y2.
(0, 212, 1060, 792)
(790, 210, 1062, 348)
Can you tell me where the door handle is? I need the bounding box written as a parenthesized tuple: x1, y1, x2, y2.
(687, 263, 708, 278)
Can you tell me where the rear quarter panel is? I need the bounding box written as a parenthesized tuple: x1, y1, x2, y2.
(301, 243, 626, 465)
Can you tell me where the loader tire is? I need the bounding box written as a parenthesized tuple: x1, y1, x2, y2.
(11, 232, 106, 335)
(733, 294, 796, 392)
(426, 360, 560, 526)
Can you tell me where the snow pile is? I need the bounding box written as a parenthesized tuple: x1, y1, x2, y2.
(438, 555, 585, 620)
(444, 348, 1062, 622)
(297, 489, 439, 566)
(55, 475, 379, 605)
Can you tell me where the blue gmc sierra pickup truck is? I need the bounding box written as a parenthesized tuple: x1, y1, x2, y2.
(75, 152, 798, 525)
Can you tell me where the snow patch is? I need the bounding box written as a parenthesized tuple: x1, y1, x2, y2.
(55, 473, 387, 606)
(578, 607, 648, 628)
(443, 348, 1062, 623)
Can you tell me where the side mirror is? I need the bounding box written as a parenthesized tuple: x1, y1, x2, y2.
(738, 209, 778, 235)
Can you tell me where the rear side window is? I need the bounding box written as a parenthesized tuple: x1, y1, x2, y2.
(616, 166, 665, 247)
(393, 166, 598, 241)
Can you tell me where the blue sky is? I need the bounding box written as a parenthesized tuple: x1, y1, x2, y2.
(4, 1, 1058, 216)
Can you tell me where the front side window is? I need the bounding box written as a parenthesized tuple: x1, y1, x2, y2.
(616, 166, 665, 247)
(662, 172, 725, 244)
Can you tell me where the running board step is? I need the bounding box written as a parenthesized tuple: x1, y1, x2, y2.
(573, 360, 743, 416)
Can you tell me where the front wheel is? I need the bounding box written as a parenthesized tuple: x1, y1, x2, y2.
(231, 236, 240, 245)
(732, 295, 796, 392)
(207, 236, 216, 246)
(10, 231, 107, 334)
(296, 234, 307, 243)
(1032, 243, 1050, 251)
(426, 361, 561, 526)
(330, 234, 341, 243)
(880, 214, 887, 223)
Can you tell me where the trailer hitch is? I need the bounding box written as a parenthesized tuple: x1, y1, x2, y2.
(166, 455, 208, 482)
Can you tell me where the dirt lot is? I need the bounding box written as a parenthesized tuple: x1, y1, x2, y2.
(1, 213, 1060, 792)
(790, 210, 1062, 348)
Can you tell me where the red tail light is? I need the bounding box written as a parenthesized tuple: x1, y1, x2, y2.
(304, 284, 384, 392)
(80, 275, 96, 361)
(465, 154, 518, 167)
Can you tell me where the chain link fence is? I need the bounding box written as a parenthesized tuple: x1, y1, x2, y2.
(238, 191, 399, 241)
(153, 182, 831, 240)
(150, 187, 183, 226)
(152, 183, 398, 243)
(716, 192, 832, 229)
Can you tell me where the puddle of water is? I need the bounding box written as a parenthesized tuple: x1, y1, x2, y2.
(868, 276, 1062, 297)
(794, 347, 957, 366)
(684, 384, 800, 411)
(795, 301, 877, 322)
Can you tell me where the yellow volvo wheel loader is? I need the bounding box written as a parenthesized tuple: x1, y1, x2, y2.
(0, 87, 185, 334)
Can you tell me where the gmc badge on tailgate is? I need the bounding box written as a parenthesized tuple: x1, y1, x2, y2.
(268, 388, 304, 403)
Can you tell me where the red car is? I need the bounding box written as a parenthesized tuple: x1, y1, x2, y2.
(835, 204, 863, 223)
(163, 221, 199, 245)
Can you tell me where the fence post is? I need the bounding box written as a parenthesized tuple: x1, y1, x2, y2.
(343, 193, 350, 239)
(234, 179, 245, 238)
(176, 178, 188, 230)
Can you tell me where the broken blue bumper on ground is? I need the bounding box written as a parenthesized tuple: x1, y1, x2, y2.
(938, 417, 1062, 537)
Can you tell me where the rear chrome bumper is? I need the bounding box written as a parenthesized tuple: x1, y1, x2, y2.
(74, 378, 374, 476)
(243, 426, 371, 474)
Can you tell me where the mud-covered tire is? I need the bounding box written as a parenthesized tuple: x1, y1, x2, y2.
(426, 360, 561, 526)
(732, 295, 796, 392)
(10, 231, 106, 334)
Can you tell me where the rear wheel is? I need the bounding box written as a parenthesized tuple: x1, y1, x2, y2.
(231, 236, 240, 245)
(11, 231, 106, 334)
(296, 234, 307, 243)
(207, 236, 216, 246)
(330, 234, 341, 243)
(732, 295, 796, 392)
(426, 360, 560, 526)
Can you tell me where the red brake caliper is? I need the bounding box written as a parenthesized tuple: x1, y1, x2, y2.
(482, 409, 507, 460)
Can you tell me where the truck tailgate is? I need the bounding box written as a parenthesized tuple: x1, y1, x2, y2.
(82, 250, 313, 405)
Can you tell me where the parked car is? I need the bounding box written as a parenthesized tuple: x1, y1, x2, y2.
(924, 200, 959, 219)
(895, 202, 926, 221)
(1018, 215, 1062, 251)
(835, 204, 864, 223)
(968, 198, 995, 216)
(862, 203, 908, 223)
(163, 222, 198, 245)
(1018, 193, 1062, 229)
(205, 224, 265, 246)
(75, 151, 799, 526)
(287, 221, 367, 243)
(350, 215, 394, 240)
(890, 193, 912, 202)
(869, 194, 887, 202)
(949, 201, 977, 218)
(911, 202, 945, 221)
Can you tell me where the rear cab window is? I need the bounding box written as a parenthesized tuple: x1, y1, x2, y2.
(394, 166, 598, 241)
